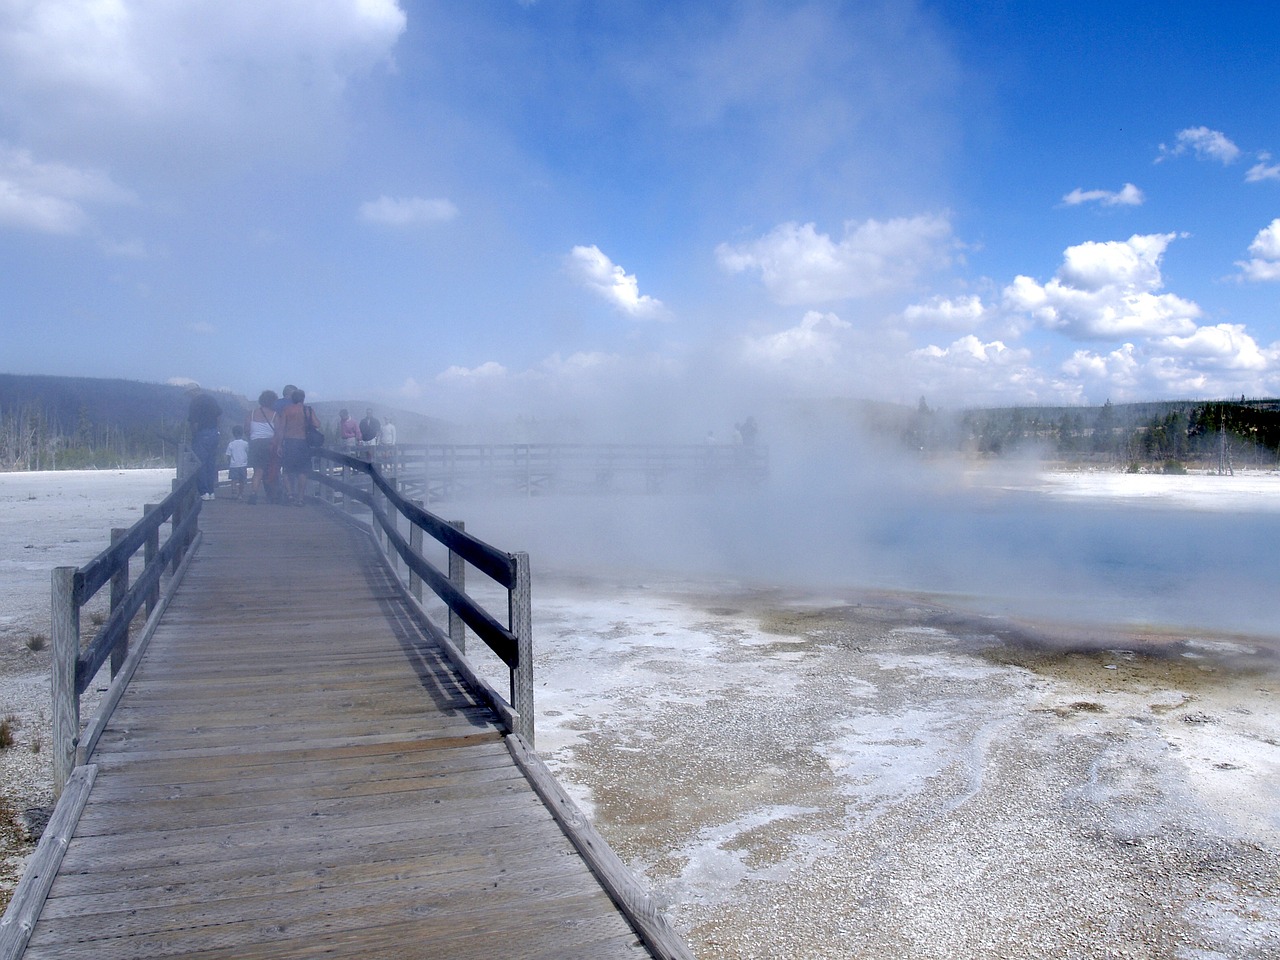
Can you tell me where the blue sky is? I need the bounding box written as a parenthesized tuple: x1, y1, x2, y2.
(1, 1, 1277, 427)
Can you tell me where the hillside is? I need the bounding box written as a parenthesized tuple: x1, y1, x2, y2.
(3, 373, 1279, 472)
(0, 375, 452, 469)
(0, 374, 251, 470)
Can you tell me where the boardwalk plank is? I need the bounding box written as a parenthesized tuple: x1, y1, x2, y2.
(16, 501, 676, 959)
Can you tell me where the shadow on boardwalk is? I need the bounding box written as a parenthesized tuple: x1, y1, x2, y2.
(15, 499, 674, 959)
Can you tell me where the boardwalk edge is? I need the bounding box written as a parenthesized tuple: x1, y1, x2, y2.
(317, 501, 524, 736)
(77, 530, 204, 766)
(505, 734, 696, 960)
(0, 764, 97, 960)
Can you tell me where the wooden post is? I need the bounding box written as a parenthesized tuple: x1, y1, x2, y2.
(422, 443, 430, 506)
(51, 566, 80, 797)
(143, 504, 160, 615)
(409, 501, 424, 603)
(509, 551, 533, 745)
(448, 521, 466, 653)
(109, 528, 128, 678)
(170, 479, 185, 575)
(385, 477, 399, 575)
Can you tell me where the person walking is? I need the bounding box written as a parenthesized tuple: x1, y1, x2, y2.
(339, 409, 360, 451)
(187, 390, 222, 501)
(277, 388, 321, 505)
(225, 426, 249, 499)
(245, 390, 277, 505)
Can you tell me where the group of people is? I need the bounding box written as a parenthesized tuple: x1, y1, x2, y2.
(337, 407, 395, 453)
(187, 384, 322, 505)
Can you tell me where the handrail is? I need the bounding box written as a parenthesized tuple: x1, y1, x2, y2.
(309, 450, 535, 743)
(50, 472, 202, 795)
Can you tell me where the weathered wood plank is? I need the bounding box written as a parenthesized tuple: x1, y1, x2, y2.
(14, 500, 685, 960)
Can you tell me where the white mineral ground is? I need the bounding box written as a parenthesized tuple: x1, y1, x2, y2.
(1, 467, 1278, 959)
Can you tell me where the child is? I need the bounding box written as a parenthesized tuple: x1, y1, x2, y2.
(225, 425, 249, 500)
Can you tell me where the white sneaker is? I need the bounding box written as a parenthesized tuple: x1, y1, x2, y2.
(202, 493, 215, 501)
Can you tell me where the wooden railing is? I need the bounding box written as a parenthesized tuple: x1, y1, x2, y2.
(355, 441, 768, 501)
(309, 450, 535, 744)
(50, 473, 202, 795)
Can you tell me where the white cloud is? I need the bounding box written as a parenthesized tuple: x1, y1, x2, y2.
(0, 1, 407, 158)
(904, 336, 1057, 406)
(902, 294, 987, 329)
(1061, 183, 1144, 207)
(716, 214, 956, 305)
(912, 335, 1027, 366)
(566, 245, 664, 318)
(1003, 233, 1201, 340)
(1235, 219, 1280, 282)
(1060, 327, 1280, 401)
(1157, 126, 1241, 165)
(1154, 323, 1273, 371)
(740, 310, 851, 368)
(359, 195, 458, 226)
(1061, 344, 1141, 388)
(0, 144, 132, 234)
(436, 361, 508, 382)
(1246, 158, 1280, 183)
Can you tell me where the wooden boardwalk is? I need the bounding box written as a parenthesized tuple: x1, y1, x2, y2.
(18, 498, 668, 958)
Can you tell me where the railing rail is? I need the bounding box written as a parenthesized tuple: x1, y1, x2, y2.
(356, 440, 768, 501)
(51, 472, 202, 795)
(309, 450, 535, 743)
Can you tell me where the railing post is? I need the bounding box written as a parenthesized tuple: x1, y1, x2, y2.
(423, 443, 431, 506)
(409, 501, 424, 604)
(371, 476, 384, 550)
(51, 566, 80, 797)
(385, 477, 399, 574)
(170, 479, 184, 574)
(448, 521, 466, 653)
(109, 528, 128, 677)
(143, 504, 160, 616)
(509, 551, 533, 745)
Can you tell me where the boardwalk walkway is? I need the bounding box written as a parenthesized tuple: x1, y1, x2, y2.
(18, 499, 669, 958)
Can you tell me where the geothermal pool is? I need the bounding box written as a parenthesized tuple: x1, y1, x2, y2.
(2, 467, 1278, 957)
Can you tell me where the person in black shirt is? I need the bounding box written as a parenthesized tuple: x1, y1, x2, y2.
(187, 391, 222, 500)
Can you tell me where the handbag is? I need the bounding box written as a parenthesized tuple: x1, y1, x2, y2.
(304, 405, 324, 448)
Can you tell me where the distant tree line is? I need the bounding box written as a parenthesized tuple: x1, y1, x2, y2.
(0, 401, 190, 470)
(903, 398, 1280, 470)
(0, 374, 248, 472)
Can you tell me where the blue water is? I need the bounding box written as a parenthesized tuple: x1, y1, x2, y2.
(456, 477, 1280, 640)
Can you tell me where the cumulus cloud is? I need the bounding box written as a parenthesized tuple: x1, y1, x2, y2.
(1003, 233, 1201, 340)
(1061, 183, 1144, 207)
(0, 144, 132, 234)
(1157, 126, 1241, 165)
(1235, 219, 1280, 282)
(1060, 325, 1280, 400)
(902, 294, 987, 329)
(912, 335, 1028, 366)
(359, 195, 458, 226)
(740, 311, 851, 368)
(566, 245, 664, 318)
(903, 336, 1056, 406)
(1061, 344, 1141, 387)
(1154, 323, 1273, 371)
(0, 0, 407, 158)
(437, 361, 509, 382)
(716, 214, 956, 305)
(1246, 154, 1280, 183)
